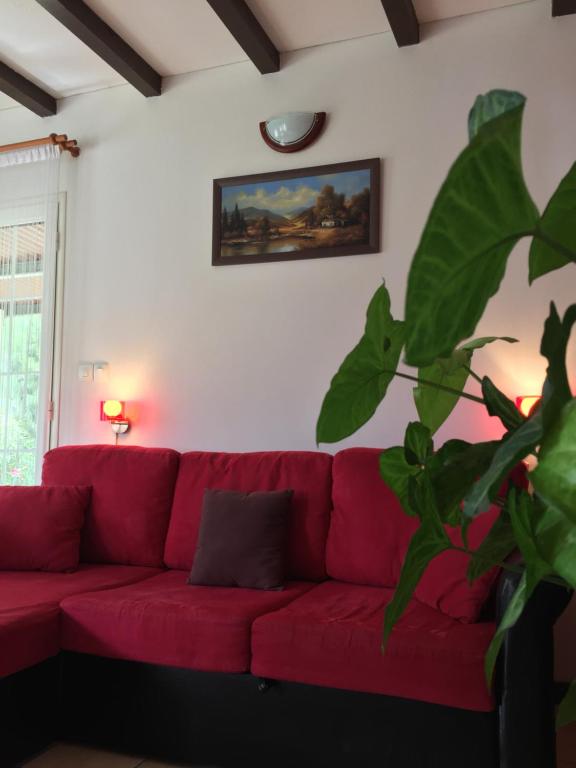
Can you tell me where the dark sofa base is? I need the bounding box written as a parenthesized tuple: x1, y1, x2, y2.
(57, 652, 498, 768)
(0, 658, 59, 768)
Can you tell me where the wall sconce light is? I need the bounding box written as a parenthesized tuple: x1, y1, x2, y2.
(259, 111, 326, 153)
(516, 395, 541, 418)
(100, 400, 130, 439)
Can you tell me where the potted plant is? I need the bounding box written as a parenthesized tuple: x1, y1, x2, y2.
(316, 89, 576, 726)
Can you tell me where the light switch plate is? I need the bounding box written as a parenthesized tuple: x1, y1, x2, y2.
(78, 362, 94, 382)
(94, 361, 109, 382)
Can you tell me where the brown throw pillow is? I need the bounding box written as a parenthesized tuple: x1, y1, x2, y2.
(188, 488, 293, 590)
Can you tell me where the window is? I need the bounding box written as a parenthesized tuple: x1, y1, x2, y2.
(0, 210, 61, 485)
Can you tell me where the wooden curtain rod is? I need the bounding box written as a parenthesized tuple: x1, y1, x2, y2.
(0, 133, 80, 158)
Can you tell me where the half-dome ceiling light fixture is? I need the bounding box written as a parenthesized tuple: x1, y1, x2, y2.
(259, 112, 326, 153)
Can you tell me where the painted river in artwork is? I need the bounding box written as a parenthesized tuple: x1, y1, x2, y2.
(221, 236, 304, 258)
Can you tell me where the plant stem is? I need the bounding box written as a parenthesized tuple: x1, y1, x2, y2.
(451, 546, 569, 589)
(463, 365, 483, 385)
(533, 230, 576, 264)
(387, 370, 485, 404)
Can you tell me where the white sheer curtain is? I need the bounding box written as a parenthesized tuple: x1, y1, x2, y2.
(0, 143, 60, 484)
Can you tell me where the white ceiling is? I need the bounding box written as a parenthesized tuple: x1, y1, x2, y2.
(0, 0, 534, 112)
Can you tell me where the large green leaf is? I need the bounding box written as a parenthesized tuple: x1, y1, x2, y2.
(414, 337, 517, 435)
(460, 336, 518, 351)
(380, 436, 482, 523)
(404, 97, 539, 367)
(532, 399, 576, 525)
(468, 90, 526, 141)
(496, 487, 576, 594)
(539, 303, 576, 430)
(414, 354, 471, 435)
(432, 440, 500, 522)
(379, 447, 420, 517)
(467, 510, 516, 583)
(484, 494, 552, 683)
(382, 476, 451, 648)
(404, 421, 433, 465)
(463, 411, 543, 518)
(508, 489, 549, 572)
(506, 489, 576, 591)
(485, 566, 547, 684)
(530, 497, 576, 590)
(481, 376, 525, 431)
(529, 162, 576, 283)
(317, 283, 405, 443)
(558, 682, 576, 728)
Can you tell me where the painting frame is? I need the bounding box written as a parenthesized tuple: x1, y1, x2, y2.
(212, 158, 380, 266)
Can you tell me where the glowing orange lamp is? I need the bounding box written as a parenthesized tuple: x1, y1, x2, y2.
(100, 400, 124, 421)
(516, 396, 541, 418)
(100, 400, 130, 438)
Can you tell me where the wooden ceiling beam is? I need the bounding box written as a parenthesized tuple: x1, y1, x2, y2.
(380, 0, 420, 47)
(552, 0, 576, 15)
(0, 60, 56, 117)
(206, 0, 279, 74)
(35, 0, 162, 97)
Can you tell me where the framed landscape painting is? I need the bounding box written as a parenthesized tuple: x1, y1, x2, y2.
(212, 158, 380, 266)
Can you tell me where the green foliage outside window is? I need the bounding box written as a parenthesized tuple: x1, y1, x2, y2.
(0, 310, 42, 485)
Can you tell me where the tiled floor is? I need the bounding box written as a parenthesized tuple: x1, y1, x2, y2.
(24, 743, 192, 768)
(24, 729, 576, 767)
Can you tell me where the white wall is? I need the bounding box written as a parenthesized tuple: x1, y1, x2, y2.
(0, 0, 573, 455)
(1, 0, 575, 672)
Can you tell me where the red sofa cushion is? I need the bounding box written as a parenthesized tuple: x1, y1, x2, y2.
(0, 486, 90, 572)
(327, 448, 408, 587)
(42, 445, 180, 567)
(251, 580, 495, 712)
(327, 448, 500, 622)
(60, 570, 313, 673)
(0, 564, 161, 611)
(0, 605, 60, 678)
(164, 452, 332, 580)
(414, 509, 500, 621)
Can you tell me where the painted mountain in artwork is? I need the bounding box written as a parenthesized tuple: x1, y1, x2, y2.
(237, 207, 291, 225)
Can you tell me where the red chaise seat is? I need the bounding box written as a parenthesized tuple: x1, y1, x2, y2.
(0, 566, 161, 681)
(60, 570, 314, 673)
(0, 565, 162, 613)
(0, 445, 180, 684)
(251, 580, 495, 712)
(0, 605, 60, 678)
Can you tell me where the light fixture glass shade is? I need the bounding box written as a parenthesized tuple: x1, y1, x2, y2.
(264, 112, 316, 146)
(101, 400, 124, 420)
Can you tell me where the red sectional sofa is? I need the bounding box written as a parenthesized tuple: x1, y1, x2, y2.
(0, 445, 568, 768)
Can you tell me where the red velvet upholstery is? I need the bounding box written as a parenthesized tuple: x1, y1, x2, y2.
(327, 448, 409, 587)
(0, 443, 502, 715)
(42, 445, 180, 567)
(0, 605, 60, 678)
(0, 565, 161, 611)
(0, 486, 90, 572)
(327, 448, 500, 622)
(164, 452, 333, 580)
(415, 509, 500, 621)
(60, 570, 314, 673)
(251, 580, 496, 712)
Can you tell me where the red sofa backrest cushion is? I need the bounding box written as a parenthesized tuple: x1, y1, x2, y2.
(164, 451, 333, 581)
(0, 486, 90, 572)
(42, 445, 180, 567)
(327, 447, 501, 622)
